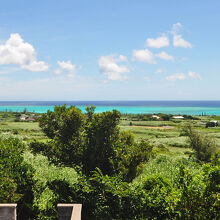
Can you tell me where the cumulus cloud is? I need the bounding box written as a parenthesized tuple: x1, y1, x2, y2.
(22, 61, 49, 72)
(165, 73, 187, 81)
(170, 23, 192, 48)
(55, 60, 77, 78)
(170, 22, 182, 35)
(166, 71, 201, 81)
(188, 71, 201, 79)
(118, 55, 127, 62)
(173, 35, 192, 48)
(0, 33, 49, 72)
(98, 54, 130, 81)
(132, 49, 156, 64)
(155, 51, 174, 61)
(145, 35, 169, 48)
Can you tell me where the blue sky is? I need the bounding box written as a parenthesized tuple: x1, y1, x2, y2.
(0, 0, 219, 100)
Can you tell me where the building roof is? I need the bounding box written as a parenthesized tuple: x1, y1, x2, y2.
(172, 116, 184, 119)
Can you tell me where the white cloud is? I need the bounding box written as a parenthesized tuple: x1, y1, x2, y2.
(188, 71, 201, 79)
(145, 35, 169, 48)
(170, 22, 182, 35)
(98, 54, 130, 81)
(170, 23, 192, 48)
(22, 61, 49, 72)
(0, 33, 49, 72)
(166, 73, 187, 81)
(166, 71, 201, 81)
(118, 55, 127, 62)
(132, 49, 156, 64)
(55, 60, 77, 78)
(155, 51, 174, 61)
(57, 60, 76, 72)
(173, 35, 192, 48)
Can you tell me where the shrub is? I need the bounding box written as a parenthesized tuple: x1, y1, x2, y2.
(183, 124, 217, 162)
(0, 137, 35, 219)
(175, 164, 220, 219)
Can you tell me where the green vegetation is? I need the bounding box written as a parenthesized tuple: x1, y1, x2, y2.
(0, 137, 35, 219)
(0, 109, 219, 219)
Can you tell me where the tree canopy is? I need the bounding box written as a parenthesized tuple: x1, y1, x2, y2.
(30, 105, 152, 180)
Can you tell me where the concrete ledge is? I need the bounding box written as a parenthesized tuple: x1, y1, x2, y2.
(58, 204, 82, 220)
(0, 204, 17, 220)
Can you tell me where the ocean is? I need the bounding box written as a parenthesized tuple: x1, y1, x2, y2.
(1, 101, 220, 115)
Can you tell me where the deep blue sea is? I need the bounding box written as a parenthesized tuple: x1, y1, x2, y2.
(1, 101, 220, 115)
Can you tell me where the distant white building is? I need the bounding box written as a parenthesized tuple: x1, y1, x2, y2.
(152, 115, 160, 120)
(206, 120, 218, 128)
(20, 114, 28, 120)
(19, 114, 36, 121)
(210, 120, 218, 124)
(172, 116, 184, 119)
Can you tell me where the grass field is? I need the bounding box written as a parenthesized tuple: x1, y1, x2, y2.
(1, 112, 220, 155)
(0, 112, 46, 142)
(1, 112, 219, 174)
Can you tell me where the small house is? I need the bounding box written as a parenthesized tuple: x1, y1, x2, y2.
(206, 120, 218, 128)
(172, 116, 184, 119)
(20, 114, 28, 120)
(152, 115, 160, 120)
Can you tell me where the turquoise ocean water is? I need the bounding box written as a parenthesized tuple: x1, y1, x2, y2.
(1, 101, 220, 115)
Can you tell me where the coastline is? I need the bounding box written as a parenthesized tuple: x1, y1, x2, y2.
(1, 101, 220, 115)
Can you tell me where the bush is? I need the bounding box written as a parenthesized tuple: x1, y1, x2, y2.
(0, 137, 35, 219)
(183, 124, 217, 162)
(38, 157, 220, 219)
(114, 133, 153, 182)
(175, 164, 220, 219)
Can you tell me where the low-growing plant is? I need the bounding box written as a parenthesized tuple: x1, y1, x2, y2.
(183, 124, 217, 162)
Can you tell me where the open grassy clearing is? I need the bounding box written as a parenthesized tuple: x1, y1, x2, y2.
(120, 115, 220, 159)
(1, 112, 220, 156)
(133, 155, 202, 185)
(0, 117, 46, 142)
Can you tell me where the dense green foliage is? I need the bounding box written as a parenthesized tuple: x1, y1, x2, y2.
(0, 109, 220, 219)
(0, 137, 35, 219)
(38, 158, 219, 219)
(30, 105, 152, 180)
(184, 124, 217, 162)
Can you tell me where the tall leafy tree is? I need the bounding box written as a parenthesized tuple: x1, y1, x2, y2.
(31, 105, 152, 180)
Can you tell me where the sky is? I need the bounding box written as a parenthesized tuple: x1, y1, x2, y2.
(0, 0, 219, 101)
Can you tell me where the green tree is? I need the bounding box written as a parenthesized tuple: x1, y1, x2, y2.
(31, 105, 152, 181)
(114, 131, 153, 181)
(0, 137, 35, 219)
(39, 105, 85, 143)
(83, 109, 121, 175)
(183, 124, 217, 162)
(31, 105, 85, 167)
